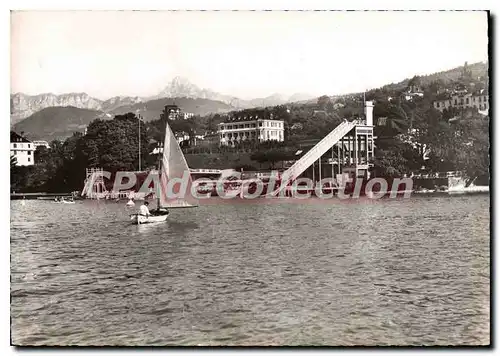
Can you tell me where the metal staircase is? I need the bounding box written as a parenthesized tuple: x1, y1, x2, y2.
(271, 120, 357, 196)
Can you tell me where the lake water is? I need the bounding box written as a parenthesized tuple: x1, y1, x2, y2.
(10, 195, 490, 346)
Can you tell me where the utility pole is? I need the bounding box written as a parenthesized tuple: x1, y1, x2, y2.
(138, 114, 142, 172)
(363, 90, 366, 123)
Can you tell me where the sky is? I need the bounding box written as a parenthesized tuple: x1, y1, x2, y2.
(10, 11, 489, 100)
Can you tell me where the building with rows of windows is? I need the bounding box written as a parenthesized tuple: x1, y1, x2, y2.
(218, 118, 285, 146)
(10, 131, 35, 166)
(163, 105, 194, 120)
(433, 90, 489, 113)
(32, 140, 50, 149)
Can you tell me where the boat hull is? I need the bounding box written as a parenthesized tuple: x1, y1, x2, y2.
(448, 186, 489, 194)
(130, 213, 169, 224)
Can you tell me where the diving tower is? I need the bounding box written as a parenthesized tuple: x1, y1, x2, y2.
(272, 101, 375, 195)
(82, 168, 108, 199)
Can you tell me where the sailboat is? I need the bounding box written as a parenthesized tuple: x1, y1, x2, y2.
(130, 122, 198, 224)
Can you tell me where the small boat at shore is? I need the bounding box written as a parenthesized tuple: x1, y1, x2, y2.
(36, 196, 67, 201)
(448, 176, 489, 195)
(414, 188, 436, 194)
(448, 185, 489, 194)
(52, 196, 76, 204)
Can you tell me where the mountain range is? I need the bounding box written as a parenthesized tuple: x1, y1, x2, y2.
(152, 76, 315, 108)
(10, 61, 488, 141)
(11, 76, 315, 124)
(13, 106, 106, 142)
(12, 97, 234, 141)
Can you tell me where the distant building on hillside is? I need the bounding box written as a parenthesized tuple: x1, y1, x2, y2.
(404, 92, 424, 101)
(151, 132, 206, 154)
(404, 85, 424, 101)
(452, 83, 469, 96)
(407, 84, 423, 95)
(10, 131, 35, 166)
(162, 105, 194, 121)
(32, 140, 50, 150)
(433, 89, 489, 113)
(218, 117, 284, 146)
(175, 131, 191, 145)
(404, 76, 424, 101)
(164, 105, 182, 121)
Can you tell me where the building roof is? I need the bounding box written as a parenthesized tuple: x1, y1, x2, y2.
(32, 140, 50, 148)
(10, 131, 31, 143)
(219, 117, 284, 124)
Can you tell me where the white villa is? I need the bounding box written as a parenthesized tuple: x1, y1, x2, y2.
(218, 117, 285, 146)
(11, 131, 35, 166)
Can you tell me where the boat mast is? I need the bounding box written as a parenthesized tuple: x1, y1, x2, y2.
(157, 116, 169, 209)
(138, 114, 142, 172)
(157, 141, 162, 209)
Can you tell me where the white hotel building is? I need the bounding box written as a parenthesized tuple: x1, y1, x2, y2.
(10, 131, 35, 166)
(433, 90, 489, 113)
(218, 118, 285, 146)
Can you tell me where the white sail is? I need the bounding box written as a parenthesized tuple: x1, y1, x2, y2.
(159, 123, 198, 208)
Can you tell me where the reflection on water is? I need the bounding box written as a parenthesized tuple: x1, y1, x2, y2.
(10, 195, 490, 346)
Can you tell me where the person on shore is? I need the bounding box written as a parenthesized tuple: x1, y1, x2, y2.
(139, 201, 150, 217)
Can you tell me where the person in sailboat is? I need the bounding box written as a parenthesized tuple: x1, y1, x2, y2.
(152, 206, 169, 216)
(139, 201, 151, 217)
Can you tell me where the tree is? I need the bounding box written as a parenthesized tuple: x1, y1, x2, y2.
(449, 115, 490, 179)
(326, 100, 334, 113)
(250, 151, 268, 168)
(234, 164, 257, 172)
(373, 149, 409, 177)
(82, 113, 149, 172)
(250, 148, 293, 169)
(407, 75, 421, 91)
(317, 95, 331, 112)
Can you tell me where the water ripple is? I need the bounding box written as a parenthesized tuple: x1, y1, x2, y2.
(10, 196, 490, 346)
